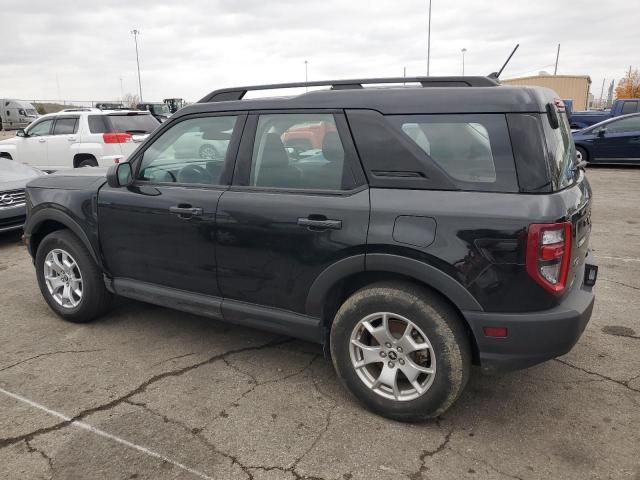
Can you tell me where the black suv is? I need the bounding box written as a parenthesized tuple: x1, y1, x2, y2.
(23, 77, 597, 421)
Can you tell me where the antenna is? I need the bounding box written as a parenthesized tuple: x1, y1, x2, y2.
(489, 44, 520, 79)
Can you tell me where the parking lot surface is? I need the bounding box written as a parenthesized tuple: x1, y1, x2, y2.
(1, 167, 639, 480)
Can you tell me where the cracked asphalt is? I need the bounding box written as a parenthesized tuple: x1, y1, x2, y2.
(1, 167, 639, 480)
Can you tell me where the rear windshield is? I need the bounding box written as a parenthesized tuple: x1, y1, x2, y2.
(107, 113, 159, 134)
(543, 109, 577, 190)
(389, 114, 518, 192)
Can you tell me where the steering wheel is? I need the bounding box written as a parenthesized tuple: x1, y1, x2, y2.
(177, 164, 214, 184)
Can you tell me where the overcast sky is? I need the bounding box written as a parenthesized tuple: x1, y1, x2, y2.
(1, 0, 638, 103)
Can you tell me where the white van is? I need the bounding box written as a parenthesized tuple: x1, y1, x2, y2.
(0, 99, 39, 130)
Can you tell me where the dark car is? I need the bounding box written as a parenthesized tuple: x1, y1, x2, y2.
(573, 112, 640, 165)
(22, 77, 597, 421)
(0, 158, 44, 233)
(137, 102, 172, 123)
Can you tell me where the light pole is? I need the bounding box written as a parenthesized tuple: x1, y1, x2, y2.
(304, 60, 308, 92)
(427, 0, 432, 76)
(131, 29, 143, 102)
(461, 48, 467, 76)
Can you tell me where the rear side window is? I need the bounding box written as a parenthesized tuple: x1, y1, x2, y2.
(621, 101, 638, 115)
(52, 117, 78, 135)
(88, 115, 107, 133)
(542, 108, 577, 191)
(107, 114, 159, 134)
(389, 114, 518, 192)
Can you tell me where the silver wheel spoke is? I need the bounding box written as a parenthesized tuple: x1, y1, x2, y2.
(44, 248, 83, 309)
(374, 364, 399, 398)
(399, 357, 434, 383)
(397, 326, 429, 354)
(362, 316, 394, 346)
(351, 339, 382, 368)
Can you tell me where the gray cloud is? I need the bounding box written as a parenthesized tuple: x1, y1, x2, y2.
(0, 0, 638, 102)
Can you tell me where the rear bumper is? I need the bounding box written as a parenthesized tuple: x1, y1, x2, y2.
(463, 254, 596, 372)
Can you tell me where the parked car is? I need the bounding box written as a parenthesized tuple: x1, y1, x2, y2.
(570, 99, 640, 130)
(137, 102, 172, 123)
(0, 158, 44, 233)
(23, 76, 597, 421)
(0, 99, 39, 131)
(573, 112, 640, 165)
(0, 108, 159, 171)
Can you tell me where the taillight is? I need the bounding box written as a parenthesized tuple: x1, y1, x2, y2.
(103, 133, 132, 144)
(526, 222, 572, 294)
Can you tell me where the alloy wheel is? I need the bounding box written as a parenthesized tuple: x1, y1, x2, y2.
(43, 248, 83, 309)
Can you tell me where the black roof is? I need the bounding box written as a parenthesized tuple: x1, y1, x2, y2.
(179, 76, 556, 117)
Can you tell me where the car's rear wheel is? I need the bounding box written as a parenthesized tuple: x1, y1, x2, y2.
(78, 158, 98, 168)
(576, 146, 589, 164)
(330, 281, 471, 421)
(35, 230, 112, 323)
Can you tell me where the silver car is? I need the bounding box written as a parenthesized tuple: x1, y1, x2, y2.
(0, 158, 44, 233)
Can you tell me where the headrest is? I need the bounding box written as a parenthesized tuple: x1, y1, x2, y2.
(322, 131, 344, 163)
(261, 133, 289, 168)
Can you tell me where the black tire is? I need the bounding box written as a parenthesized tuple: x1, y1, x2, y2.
(576, 146, 589, 164)
(0, 153, 12, 160)
(35, 230, 112, 323)
(77, 158, 98, 168)
(330, 281, 471, 422)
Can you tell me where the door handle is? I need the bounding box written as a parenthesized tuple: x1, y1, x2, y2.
(169, 205, 203, 218)
(38, 138, 46, 143)
(297, 216, 342, 230)
(67, 137, 76, 142)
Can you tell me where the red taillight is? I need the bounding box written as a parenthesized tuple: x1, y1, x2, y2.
(103, 132, 132, 144)
(526, 222, 572, 294)
(483, 326, 508, 338)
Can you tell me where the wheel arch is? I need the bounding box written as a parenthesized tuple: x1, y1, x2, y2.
(306, 254, 483, 363)
(73, 153, 98, 168)
(26, 208, 100, 267)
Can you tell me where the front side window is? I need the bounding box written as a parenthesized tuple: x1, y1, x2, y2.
(250, 113, 354, 190)
(27, 119, 53, 136)
(138, 115, 238, 185)
(604, 116, 640, 134)
(52, 118, 78, 135)
(390, 114, 518, 191)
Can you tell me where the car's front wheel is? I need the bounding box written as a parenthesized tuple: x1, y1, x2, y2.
(35, 230, 112, 323)
(330, 281, 471, 421)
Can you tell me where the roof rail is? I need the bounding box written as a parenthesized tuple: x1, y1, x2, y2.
(61, 107, 97, 112)
(199, 76, 499, 103)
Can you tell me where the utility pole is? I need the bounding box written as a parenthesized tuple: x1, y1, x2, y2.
(426, 0, 432, 76)
(403, 66, 406, 85)
(599, 78, 605, 109)
(304, 60, 308, 92)
(131, 29, 143, 102)
(461, 48, 467, 76)
(119, 77, 124, 103)
(554, 43, 560, 75)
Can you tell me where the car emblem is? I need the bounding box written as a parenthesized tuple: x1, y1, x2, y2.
(0, 194, 14, 206)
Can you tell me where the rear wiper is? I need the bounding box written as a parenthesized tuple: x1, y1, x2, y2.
(125, 129, 149, 134)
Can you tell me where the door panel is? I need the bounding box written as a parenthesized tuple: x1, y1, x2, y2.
(98, 184, 223, 295)
(21, 118, 53, 168)
(48, 117, 79, 169)
(215, 188, 369, 313)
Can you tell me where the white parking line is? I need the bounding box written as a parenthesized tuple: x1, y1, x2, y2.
(599, 255, 640, 263)
(0, 387, 215, 480)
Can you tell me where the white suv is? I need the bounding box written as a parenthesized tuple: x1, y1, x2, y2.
(0, 108, 159, 171)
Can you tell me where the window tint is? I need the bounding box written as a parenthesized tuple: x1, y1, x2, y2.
(250, 113, 353, 190)
(88, 115, 107, 133)
(27, 119, 53, 136)
(621, 101, 638, 115)
(390, 114, 518, 191)
(138, 116, 237, 185)
(52, 118, 78, 135)
(107, 114, 159, 134)
(605, 115, 640, 134)
(542, 110, 576, 191)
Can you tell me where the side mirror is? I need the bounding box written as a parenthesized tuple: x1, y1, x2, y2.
(16, 129, 26, 137)
(597, 128, 606, 138)
(106, 162, 133, 188)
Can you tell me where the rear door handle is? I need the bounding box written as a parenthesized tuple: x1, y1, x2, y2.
(297, 217, 342, 230)
(67, 137, 76, 142)
(38, 138, 46, 143)
(169, 205, 203, 218)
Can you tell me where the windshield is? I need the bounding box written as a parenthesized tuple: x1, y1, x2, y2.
(152, 104, 170, 115)
(106, 114, 159, 134)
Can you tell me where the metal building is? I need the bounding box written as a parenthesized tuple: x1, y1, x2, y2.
(501, 75, 592, 111)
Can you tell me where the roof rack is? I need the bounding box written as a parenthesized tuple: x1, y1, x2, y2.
(199, 76, 499, 103)
(60, 107, 98, 112)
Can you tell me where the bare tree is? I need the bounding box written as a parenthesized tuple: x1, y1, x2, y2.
(122, 93, 140, 108)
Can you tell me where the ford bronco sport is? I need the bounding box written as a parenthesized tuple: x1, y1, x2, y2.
(23, 76, 597, 421)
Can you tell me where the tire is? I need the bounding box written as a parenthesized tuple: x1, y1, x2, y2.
(330, 281, 471, 421)
(35, 230, 112, 323)
(77, 158, 98, 168)
(576, 146, 588, 164)
(0, 153, 12, 160)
